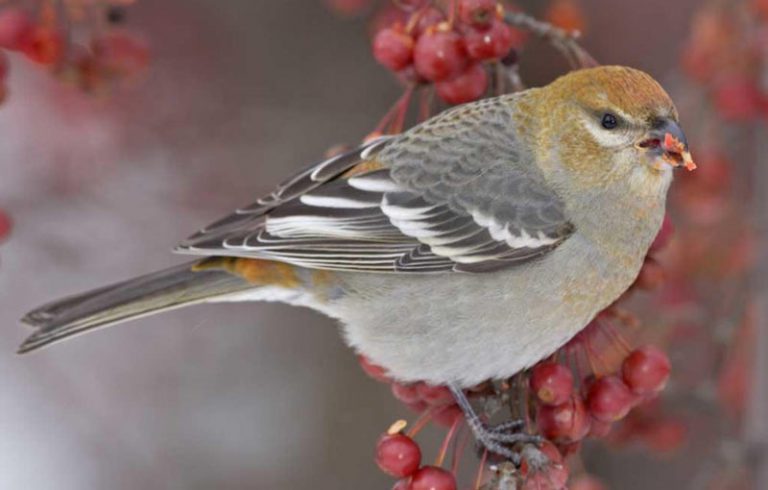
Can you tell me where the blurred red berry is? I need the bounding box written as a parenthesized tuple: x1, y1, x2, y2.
(530, 362, 574, 406)
(415, 382, 454, 406)
(634, 257, 665, 291)
(586, 376, 634, 423)
(0, 50, 8, 81)
(92, 30, 150, 80)
(21, 26, 63, 65)
(520, 442, 569, 490)
(458, 0, 498, 28)
(536, 396, 591, 442)
(641, 419, 687, 454)
(649, 214, 674, 254)
(713, 75, 764, 122)
(392, 479, 410, 490)
(376, 433, 422, 478)
(755, 0, 768, 19)
(463, 19, 515, 60)
(325, 0, 371, 17)
(0, 8, 33, 51)
(544, 0, 587, 33)
(405, 401, 428, 413)
(409, 466, 457, 490)
(413, 28, 467, 82)
(622, 346, 671, 396)
(412, 7, 446, 37)
(0, 209, 11, 242)
(373, 27, 414, 71)
(570, 475, 608, 490)
(435, 62, 487, 104)
(358, 355, 391, 382)
(392, 382, 421, 404)
(432, 404, 462, 427)
(589, 419, 612, 438)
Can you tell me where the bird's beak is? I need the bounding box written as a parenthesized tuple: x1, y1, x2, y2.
(637, 119, 697, 171)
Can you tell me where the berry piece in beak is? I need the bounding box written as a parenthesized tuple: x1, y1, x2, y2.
(662, 132, 697, 171)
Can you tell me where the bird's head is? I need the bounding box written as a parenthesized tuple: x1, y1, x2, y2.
(531, 66, 695, 200)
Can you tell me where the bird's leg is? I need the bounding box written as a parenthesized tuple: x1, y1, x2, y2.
(448, 384, 541, 465)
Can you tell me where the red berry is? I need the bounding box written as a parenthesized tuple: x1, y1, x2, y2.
(0, 8, 33, 51)
(405, 401, 428, 413)
(92, 30, 150, 79)
(649, 214, 674, 254)
(622, 345, 671, 396)
(536, 396, 591, 442)
(435, 62, 487, 104)
(373, 27, 415, 71)
(713, 75, 764, 121)
(0, 50, 8, 81)
(530, 362, 574, 406)
(412, 7, 446, 37)
(588, 419, 612, 438)
(409, 466, 457, 490)
(570, 475, 608, 490)
(415, 382, 454, 406)
(520, 442, 568, 490)
(0, 209, 11, 242)
(392, 479, 411, 490)
(586, 376, 634, 423)
(432, 404, 462, 428)
(641, 419, 686, 453)
(463, 19, 515, 60)
(325, 0, 370, 17)
(21, 26, 63, 65)
(358, 355, 391, 383)
(522, 467, 569, 490)
(458, 0, 498, 28)
(413, 28, 467, 82)
(396, 0, 431, 11)
(392, 382, 421, 404)
(376, 433, 422, 478)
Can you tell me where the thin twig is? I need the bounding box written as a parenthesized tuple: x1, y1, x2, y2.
(503, 11, 598, 69)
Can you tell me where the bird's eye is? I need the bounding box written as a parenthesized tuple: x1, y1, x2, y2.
(601, 113, 619, 130)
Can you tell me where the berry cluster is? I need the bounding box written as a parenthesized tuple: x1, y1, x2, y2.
(681, 1, 768, 122)
(0, 209, 11, 244)
(371, 0, 525, 105)
(0, 3, 148, 102)
(533, 345, 671, 448)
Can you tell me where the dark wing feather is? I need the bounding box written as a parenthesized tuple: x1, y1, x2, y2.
(177, 101, 575, 273)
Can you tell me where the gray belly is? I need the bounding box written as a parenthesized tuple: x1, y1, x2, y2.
(329, 234, 643, 387)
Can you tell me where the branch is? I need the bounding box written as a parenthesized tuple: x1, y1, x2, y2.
(503, 11, 598, 69)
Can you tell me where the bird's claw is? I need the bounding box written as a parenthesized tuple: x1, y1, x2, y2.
(472, 419, 542, 465)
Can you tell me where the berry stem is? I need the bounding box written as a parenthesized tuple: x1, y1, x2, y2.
(473, 450, 488, 490)
(390, 84, 415, 133)
(451, 425, 470, 474)
(419, 86, 434, 122)
(373, 85, 414, 135)
(598, 318, 633, 356)
(435, 415, 462, 467)
(407, 407, 436, 438)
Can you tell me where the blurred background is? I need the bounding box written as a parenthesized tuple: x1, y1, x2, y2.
(0, 0, 764, 488)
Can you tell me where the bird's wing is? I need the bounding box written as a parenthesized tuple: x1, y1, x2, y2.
(177, 104, 574, 273)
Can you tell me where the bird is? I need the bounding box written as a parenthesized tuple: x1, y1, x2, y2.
(18, 65, 694, 460)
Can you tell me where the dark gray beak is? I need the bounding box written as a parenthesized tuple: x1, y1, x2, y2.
(639, 119, 697, 171)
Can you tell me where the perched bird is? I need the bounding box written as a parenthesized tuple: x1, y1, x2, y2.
(18, 66, 694, 459)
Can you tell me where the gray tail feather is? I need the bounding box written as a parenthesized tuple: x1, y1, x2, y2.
(18, 261, 253, 354)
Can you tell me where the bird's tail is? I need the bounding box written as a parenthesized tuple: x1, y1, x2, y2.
(18, 260, 255, 354)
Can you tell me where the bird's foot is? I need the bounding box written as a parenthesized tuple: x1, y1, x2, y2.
(470, 419, 542, 465)
(448, 384, 542, 465)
